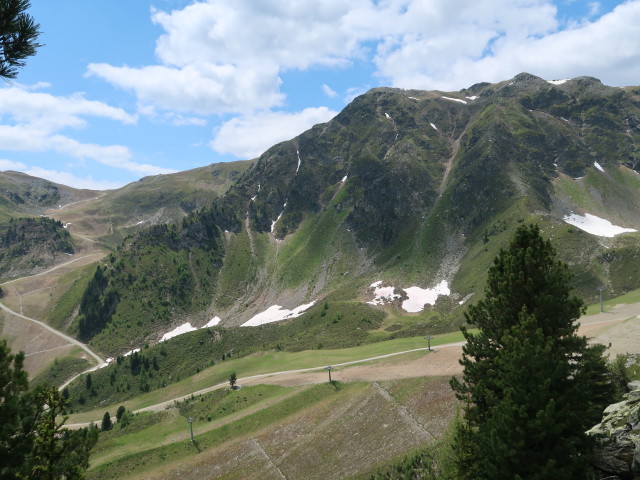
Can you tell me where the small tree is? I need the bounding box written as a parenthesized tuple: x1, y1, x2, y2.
(116, 405, 126, 423)
(229, 372, 237, 389)
(0, 0, 42, 80)
(450, 224, 613, 479)
(101, 412, 112, 432)
(85, 372, 92, 390)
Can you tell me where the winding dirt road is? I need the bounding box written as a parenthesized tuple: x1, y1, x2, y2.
(0, 254, 106, 383)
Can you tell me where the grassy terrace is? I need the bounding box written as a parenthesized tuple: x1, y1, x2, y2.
(67, 330, 466, 424)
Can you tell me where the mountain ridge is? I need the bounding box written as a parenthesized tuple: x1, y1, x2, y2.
(4, 72, 640, 357)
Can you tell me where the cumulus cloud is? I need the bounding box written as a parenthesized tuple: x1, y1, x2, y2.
(0, 125, 175, 176)
(20, 166, 124, 190)
(88, 0, 640, 121)
(86, 63, 284, 115)
(322, 84, 338, 98)
(0, 158, 28, 171)
(210, 107, 337, 159)
(0, 84, 174, 178)
(0, 158, 124, 190)
(375, 0, 640, 90)
(0, 86, 137, 131)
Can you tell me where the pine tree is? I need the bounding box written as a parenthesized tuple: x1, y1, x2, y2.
(0, 340, 32, 479)
(101, 412, 112, 432)
(450, 224, 613, 479)
(0, 341, 97, 479)
(0, 0, 41, 80)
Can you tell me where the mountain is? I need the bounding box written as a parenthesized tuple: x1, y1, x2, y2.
(0, 171, 100, 221)
(26, 73, 640, 356)
(42, 160, 254, 248)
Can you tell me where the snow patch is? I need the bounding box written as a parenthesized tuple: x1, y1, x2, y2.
(441, 96, 467, 104)
(367, 281, 452, 312)
(241, 301, 317, 327)
(385, 112, 391, 119)
(159, 317, 223, 343)
(136, 221, 144, 225)
(251, 195, 257, 201)
(160, 322, 197, 342)
(296, 150, 301, 173)
(367, 286, 401, 306)
(341, 175, 348, 183)
(203, 316, 222, 328)
(563, 213, 637, 237)
(123, 348, 140, 357)
(430, 122, 438, 131)
(407, 96, 419, 101)
(548, 79, 569, 85)
(465, 96, 478, 101)
(271, 202, 287, 233)
(594, 161, 605, 172)
(63, 223, 71, 229)
(402, 282, 451, 313)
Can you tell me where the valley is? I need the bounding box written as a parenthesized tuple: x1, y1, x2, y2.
(2, 73, 640, 478)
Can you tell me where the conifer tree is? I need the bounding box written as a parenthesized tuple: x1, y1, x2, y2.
(0, 0, 41, 80)
(450, 224, 613, 479)
(0, 341, 97, 479)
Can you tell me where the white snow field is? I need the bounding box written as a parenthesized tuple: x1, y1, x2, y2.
(594, 161, 605, 172)
(441, 96, 467, 104)
(563, 213, 637, 237)
(160, 322, 197, 342)
(368, 281, 451, 312)
(402, 281, 451, 313)
(241, 301, 317, 327)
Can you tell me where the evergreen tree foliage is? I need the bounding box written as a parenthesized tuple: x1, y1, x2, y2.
(0, 0, 41, 80)
(25, 386, 98, 480)
(450, 224, 613, 479)
(101, 412, 112, 432)
(0, 340, 32, 478)
(116, 405, 126, 423)
(0, 341, 97, 479)
(229, 371, 237, 389)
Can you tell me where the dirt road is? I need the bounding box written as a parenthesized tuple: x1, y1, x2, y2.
(67, 305, 637, 428)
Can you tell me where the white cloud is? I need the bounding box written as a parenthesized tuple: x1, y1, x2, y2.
(210, 107, 337, 159)
(0, 85, 174, 179)
(87, 0, 640, 119)
(19, 166, 125, 190)
(86, 63, 284, 115)
(322, 83, 338, 98)
(374, 1, 640, 90)
(588, 2, 601, 17)
(0, 158, 120, 190)
(0, 86, 136, 132)
(0, 158, 27, 171)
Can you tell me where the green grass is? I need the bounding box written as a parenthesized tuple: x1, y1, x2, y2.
(87, 382, 359, 480)
(67, 330, 465, 423)
(31, 348, 92, 387)
(46, 263, 96, 331)
(90, 385, 295, 470)
(584, 287, 640, 315)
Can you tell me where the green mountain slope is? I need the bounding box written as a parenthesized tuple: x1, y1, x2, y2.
(51, 73, 640, 356)
(45, 160, 253, 248)
(0, 217, 75, 281)
(0, 170, 100, 221)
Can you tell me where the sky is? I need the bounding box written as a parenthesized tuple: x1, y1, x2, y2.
(1, 0, 639, 190)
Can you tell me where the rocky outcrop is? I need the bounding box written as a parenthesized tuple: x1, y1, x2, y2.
(588, 384, 640, 480)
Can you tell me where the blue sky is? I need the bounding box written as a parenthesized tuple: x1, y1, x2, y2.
(1, 0, 638, 190)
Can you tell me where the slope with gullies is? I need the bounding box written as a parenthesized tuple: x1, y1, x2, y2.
(51, 73, 640, 359)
